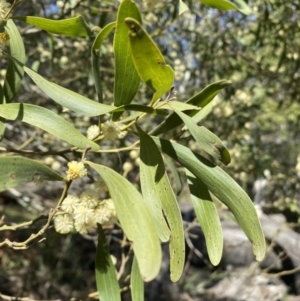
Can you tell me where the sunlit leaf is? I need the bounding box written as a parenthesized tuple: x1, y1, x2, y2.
(186, 170, 223, 266)
(95, 225, 121, 301)
(198, 0, 251, 14)
(156, 101, 200, 112)
(172, 108, 231, 165)
(138, 127, 185, 282)
(0, 156, 64, 192)
(113, 0, 141, 120)
(190, 99, 214, 124)
(24, 67, 114, 117)
(92, 22, 116, 50)
(198, 0, 238, 10)
(125, 18, 174, 103)
(131, 256, 144, 301)
(87, 161, 161, 281)
(0, 104, 100, 151)
(152, 137, 266, 261)
(13, 15, 91, 37)
(233, 0, 252, 14)
(151, 80, 231, 135)
(179, 0, 189, 14)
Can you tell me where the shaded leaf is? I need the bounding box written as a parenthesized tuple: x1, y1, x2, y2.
(0, 84, 4, 141)
(125, 18, 174, 103)
(113, 0, 141, 120)
(172, 108, 231, 165)
(87, 161, 161, 281)
(0, 104, 100, 151)
(0, 156, 64, 192)
(152, 137, 266, 261)
(112, 104, 168, 116)
(96, 224, 121, 301)
(24, 67, 114, 117)
(13, 15, 91, 37)
(138, 126, 171, 242)
(164, 155, 182, 195)
(138, 127, 185, 282)
(91, 51, 103, 104)
(4, 20, 26, 103)
(151, 80, 231, 135)
(186, 170, 223, 266)
(131, 256, 144, 301)
(92, 22, 116, 103)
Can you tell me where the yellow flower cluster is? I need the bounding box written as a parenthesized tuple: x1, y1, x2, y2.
(0, 30, 9, 46)
(66, 161, 87, 181)
(54, 180, 117, 235)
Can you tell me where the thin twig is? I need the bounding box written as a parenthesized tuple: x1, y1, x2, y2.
(0, 292, 97, 301)
(264, 265, 300, 278)
(0, 182, 70, 249)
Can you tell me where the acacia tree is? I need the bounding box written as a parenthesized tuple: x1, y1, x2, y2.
(0, 0, 265, 299)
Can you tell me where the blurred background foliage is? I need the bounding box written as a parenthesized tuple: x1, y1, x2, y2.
(2, 0, 300, 299)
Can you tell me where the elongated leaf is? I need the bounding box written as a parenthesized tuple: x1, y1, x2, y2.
(138, 126, 171, 242)
(131, 256, 144, 301)
(4, 20, 26, 103)
(138, 127, 185, 281)
(0, 104, 100, 151)
(164, 155, 182, 195)
(151, 80, 231, 136)
(96, 225, 121, 301)
(87, 162, 161, 281)
(186, 170, 223, 266)
(92, 22, 116, 103)
(0, 83, 4, 140)
(91, 51, 103, 104)
(179, 0, 189, 14)
(172, 108, 231, 165)
(157, 101, 200, 112)
(112, 104, 168, 116)
(198, 0, 238, 10)
(93, 22, 116, 50)
(13, 16, 91, 37)
(190, 99, 213, 124)
(152, 137, 266, 261)
(198, 0, 251, 14)
(24, 67, 114, 116)
(0, 156, 64, 192)
(233, 0, 252, 14)
(0, 119, 4, 141)
(118, 111, 140, 124)
(113, 0, 141, 120)
(125, 18, 174, 103)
